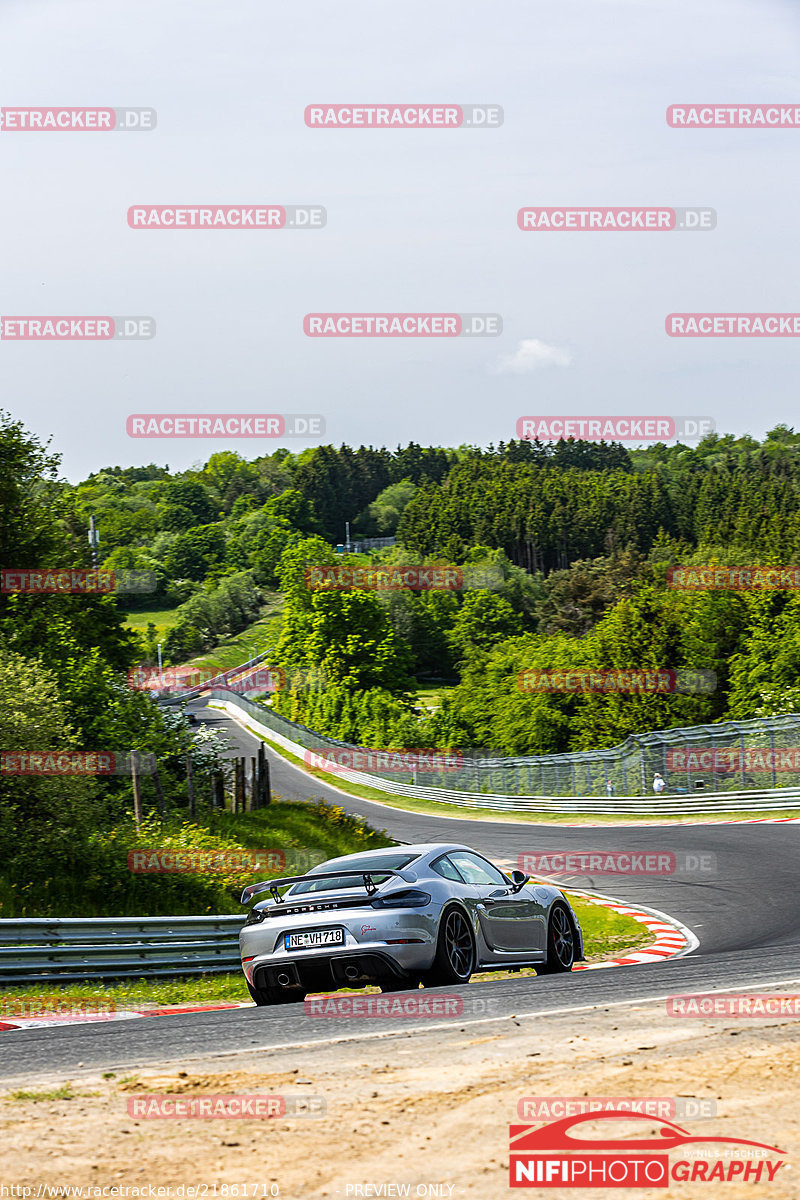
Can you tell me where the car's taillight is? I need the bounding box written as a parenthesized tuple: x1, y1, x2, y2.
(245, 907, 266, 926)
(370, 889, 432, 909)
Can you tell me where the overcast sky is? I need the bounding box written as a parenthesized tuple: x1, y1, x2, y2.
(0, 0, 798, 480)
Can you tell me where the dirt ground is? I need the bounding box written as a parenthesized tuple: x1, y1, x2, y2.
(1, 998, 798, 1199)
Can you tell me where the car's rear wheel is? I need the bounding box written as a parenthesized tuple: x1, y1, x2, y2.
(537, 902, 575, 974)
(422, 906, 475, 986)
(247, 980, 307, 1006)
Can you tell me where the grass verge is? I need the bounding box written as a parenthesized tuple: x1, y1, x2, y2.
(182, 600, 283, 678)
(120, 608, 181, 641)
(0, 800, 393, 918)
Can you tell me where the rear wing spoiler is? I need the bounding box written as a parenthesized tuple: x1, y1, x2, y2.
(241, 867, 418, 905)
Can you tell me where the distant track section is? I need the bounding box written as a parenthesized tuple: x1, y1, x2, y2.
(209, 695, 800, 815)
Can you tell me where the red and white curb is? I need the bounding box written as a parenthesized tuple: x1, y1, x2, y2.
(540, 816, 800, 827)
(557, 884, 697, 969)
(0, 1001, 251, 1032)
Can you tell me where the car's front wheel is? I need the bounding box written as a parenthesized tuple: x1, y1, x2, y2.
(537, 902, 575, 974)
(247, 980, 307, 1006)
(422, 906, 475, 986)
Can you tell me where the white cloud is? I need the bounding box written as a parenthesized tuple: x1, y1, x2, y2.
(493, 339, 572, 374)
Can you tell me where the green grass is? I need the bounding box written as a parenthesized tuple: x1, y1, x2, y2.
(0, 891, 653, 1011)
(0, 799, 393, 919)
(183, 599, 283, 677)
(568, 894, 653, 961)
(414, 683, 457, 711)
(120, 607, 181, 640)
(9, 1084, 76, 1102)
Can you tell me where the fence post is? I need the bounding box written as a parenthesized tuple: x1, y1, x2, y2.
(131, 750, 142, 831)
(213, 771, 226, 811)
(233, 758, 244, 814)
(769, 724, 777, 790)
(259, 744, 271, 806)
(186, 755, 195, 819)
(152, 763, 166, 818)
(250, 756, 257, 811)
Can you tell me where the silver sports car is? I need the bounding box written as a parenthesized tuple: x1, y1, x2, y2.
(240, 842, 584, 1005)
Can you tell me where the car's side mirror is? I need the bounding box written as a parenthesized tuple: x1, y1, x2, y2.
(509, 869, 528, 893)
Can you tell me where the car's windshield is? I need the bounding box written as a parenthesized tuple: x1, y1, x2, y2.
(288, 852, 419, 894)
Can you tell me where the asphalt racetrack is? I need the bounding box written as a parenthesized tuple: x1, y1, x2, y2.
(4, 700, 799, 1082)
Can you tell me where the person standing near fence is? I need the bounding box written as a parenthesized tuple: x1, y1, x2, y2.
(653, 772, 666, 794)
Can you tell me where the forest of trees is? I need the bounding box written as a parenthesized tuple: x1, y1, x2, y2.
(6, 411, 800, 806)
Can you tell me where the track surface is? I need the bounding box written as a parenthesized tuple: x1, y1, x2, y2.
(4, 700, 799, 1081)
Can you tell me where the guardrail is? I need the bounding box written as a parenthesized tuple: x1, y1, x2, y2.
(0, 916, 246, 983)
(210, 693, 800, 815)
(156, 651, 273, 704)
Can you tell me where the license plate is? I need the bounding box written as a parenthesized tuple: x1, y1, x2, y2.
(284, 928, 345, 950)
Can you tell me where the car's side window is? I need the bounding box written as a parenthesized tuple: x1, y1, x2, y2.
(448, 851, 508, 887)
(431, 855, 466, 882)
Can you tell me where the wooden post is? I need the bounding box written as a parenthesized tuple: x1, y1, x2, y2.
(213, 771, 226, 811)
(260, 745, 272, 806)
(152, 764, 167, 818)
(249, 756, 257, 811)
(186, 755, 195, 819)
(233, 758, 243, 815)
(131, 750, 142, 831)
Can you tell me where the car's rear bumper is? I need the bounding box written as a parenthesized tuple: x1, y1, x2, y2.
(248, 947, 425, 993)
(240, 911, 437, 991)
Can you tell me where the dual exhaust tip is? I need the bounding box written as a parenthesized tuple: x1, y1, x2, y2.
(274, 961, 362, 988)
(276, 963, 361, 986)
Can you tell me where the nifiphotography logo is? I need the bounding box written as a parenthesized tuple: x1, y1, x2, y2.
(509, 1112, 786, 1187)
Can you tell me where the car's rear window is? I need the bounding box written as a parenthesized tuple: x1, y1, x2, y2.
(289, 852, 419, 894)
